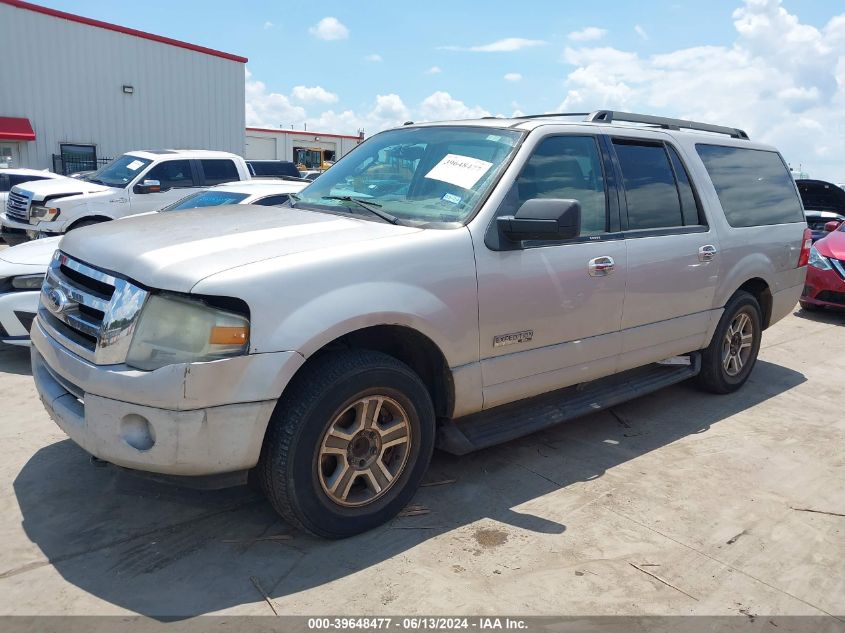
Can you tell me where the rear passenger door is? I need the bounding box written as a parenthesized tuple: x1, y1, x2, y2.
(610, 136, 721, 369)
(473, 134, 627, 409)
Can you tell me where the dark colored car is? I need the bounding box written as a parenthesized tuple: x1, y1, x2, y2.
(796, 179, 845, 241)
(801, 219, 845, 311)
(246, 160, 302, 179)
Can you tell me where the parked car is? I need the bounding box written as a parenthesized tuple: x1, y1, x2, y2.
(0, 180, 307, 347)
(1, 169, 66, 229)
(246, 160, 302, 179)
(31, 111, 809, 538)
(0, 150, 251, 246)
(300, 170, 323, 182)
(800, 219, 845, 311)
(796, 179, 845, 241)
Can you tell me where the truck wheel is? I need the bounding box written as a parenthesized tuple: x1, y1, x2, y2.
(696, 291, 762, 394)
(258, 350, 435, 538)
(68, 218, 107, 231)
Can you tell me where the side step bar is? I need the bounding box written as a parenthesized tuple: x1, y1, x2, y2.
(436, 354, 701, 455)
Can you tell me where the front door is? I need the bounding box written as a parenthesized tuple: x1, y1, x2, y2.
(0, 143, 19, 168)
(472, 134, 627, 409)
(128, 159, 199, 214)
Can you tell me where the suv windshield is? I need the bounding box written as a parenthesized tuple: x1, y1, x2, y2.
(161, 190, 249, 212)
(294, 126, 523, 226)
(85, 154, 152, 187)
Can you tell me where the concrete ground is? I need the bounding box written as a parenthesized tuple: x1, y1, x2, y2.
(0, 298, 843, 619)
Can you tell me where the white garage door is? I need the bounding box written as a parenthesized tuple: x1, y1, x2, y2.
(245, 136, 276, 160)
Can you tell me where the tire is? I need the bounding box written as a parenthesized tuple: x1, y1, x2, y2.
(799, 300, 823, 312)
(696, 291, 763, 394)
(258, 349, 436, 538)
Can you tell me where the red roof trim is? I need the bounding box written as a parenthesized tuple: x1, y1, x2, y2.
(0, 116, 36, 141)
(2, 0, 248, 63)
(246, 127, 365, 141)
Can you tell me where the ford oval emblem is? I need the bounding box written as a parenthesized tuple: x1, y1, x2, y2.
(45, 287, 71, 315)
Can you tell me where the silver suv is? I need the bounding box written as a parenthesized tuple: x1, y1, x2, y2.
(31, 111, 811, 538)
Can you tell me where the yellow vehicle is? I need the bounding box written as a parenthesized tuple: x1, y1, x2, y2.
(294, 147, 335, 172)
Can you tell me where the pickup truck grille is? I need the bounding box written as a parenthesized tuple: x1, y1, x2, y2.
(6, 191, 31, 223)
(38, 252, 149, 364)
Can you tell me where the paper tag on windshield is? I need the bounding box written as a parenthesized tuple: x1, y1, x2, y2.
(126, 160, 144, 171)
(425, 154, 493, 190)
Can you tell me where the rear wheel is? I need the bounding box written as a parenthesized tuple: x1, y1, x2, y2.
(258, 350, 435, 538)
(697, 291, 762, 394)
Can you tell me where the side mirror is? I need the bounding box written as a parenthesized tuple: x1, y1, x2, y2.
(497, 199, 581, 242)
(134, 179, 161, 194)
(824, 220, 842, 233)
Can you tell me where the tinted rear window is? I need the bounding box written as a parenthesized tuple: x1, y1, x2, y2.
(248, 161, 300, 177)
(614, 141, 683, 230)
(201, 159, 240, 186)
(696, 145, 804, 227)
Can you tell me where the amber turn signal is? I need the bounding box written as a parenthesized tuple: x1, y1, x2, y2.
(209, 326, 249, 345)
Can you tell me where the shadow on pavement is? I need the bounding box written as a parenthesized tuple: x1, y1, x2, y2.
(792, 306, 845, 325)
(0, 343, 32, 376)
(10, 359, 805, 618)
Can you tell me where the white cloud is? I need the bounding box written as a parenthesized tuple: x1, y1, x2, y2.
(568, 27, 607, 42)
(440, 37, 547, 52)
(558, 0, 845, 181)
(365, 53, 383, 62)
(309, 16, 349, 41)
(424, 66, 442, 74)
(291, 85, 339, 104)
(504, 72, 523, 82)
(418, 91, 491, 120)
(634, 24, 649, 40)
(245, 68, 307, 128)
(263, 21, 273, 30)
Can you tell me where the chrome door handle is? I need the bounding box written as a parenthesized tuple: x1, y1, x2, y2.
(699, 245, 717, 262)
(589, 256, 615, 277)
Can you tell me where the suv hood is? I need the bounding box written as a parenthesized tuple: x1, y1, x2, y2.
(797, 179, 845, 212)
(0, 236, 61, 268)
(15, 177, 113, 199)
(59, 205, 421, 292)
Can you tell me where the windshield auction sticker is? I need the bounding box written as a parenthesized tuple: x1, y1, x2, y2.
(425, 154, 493, 190)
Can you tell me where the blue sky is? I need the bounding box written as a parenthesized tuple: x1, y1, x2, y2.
(39, 1, 845, 181)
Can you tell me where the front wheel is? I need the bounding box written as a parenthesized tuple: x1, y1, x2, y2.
(258, 350, 435, 538)
(697, 291, 762, 394)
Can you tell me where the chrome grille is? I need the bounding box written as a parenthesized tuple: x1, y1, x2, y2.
(38, 251, 149, 364)
(6, 191, 31, 223)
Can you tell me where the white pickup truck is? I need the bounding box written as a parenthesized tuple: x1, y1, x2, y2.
(1, 150, 250, 245)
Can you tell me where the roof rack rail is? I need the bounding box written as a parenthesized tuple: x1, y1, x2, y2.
(586, 110, 749, 139)
(509, 110, 749, 139)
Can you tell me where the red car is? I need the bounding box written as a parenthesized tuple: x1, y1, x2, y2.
(801, 220, 845, 311)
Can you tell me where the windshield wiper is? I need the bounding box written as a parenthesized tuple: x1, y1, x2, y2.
(322, 195, 399, 225)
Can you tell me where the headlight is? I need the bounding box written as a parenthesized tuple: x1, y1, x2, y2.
(126, 294, 250, 371)
(30, 205, 60, 222)
(808, 245, 832, 270)
(11, 274, 46, 290)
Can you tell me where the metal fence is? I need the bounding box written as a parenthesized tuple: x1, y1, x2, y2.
(52, 153, 113, 176)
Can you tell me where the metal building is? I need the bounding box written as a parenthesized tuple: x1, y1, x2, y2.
(0, 0, 246, 173)
(245, 128, 364, 170)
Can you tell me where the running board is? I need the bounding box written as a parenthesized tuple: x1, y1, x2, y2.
(437, 354, 701, 455)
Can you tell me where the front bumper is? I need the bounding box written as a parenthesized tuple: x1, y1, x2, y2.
(31, 319, 306, 477)
(801, 264, 845, 309)
(0, 290, 39, 346)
